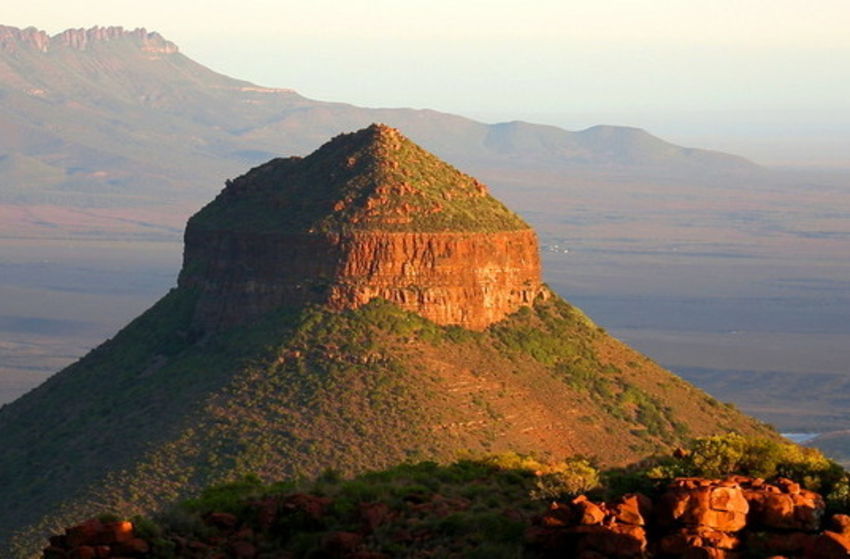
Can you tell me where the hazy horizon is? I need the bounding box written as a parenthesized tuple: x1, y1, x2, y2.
(4, 0, 849, 168)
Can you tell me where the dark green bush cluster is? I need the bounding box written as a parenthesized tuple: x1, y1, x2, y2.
(142, 458, 542, 558)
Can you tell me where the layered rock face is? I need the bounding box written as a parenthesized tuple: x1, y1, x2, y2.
(182, 229, 540, 331)
(0, 26, 50, 52)
(179, 124, 543, 330)
(0, 25, 177, 54)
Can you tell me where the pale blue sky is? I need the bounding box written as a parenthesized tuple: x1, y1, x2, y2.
(5, 0, 850, 166)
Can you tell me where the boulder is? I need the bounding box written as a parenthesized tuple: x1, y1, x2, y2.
(540, 502, 574, 527)
(747, 530, 815, 556)
(571, 495, 606, 526)
(573, 523, 647, 558)
(659, 530, 703, 555)
(829, 514, 850, 536)
(658, 478, 748, 532)
(93, 521, 134, 545)
(612, 493, 653, 526)
(743, 485, 824, 531)
(692, 527, 741, 550)
(113, 537, 151, 556)
(658, 526, 741, 554)
(807, 531, 850, 559)
(65, 520, 104, 548)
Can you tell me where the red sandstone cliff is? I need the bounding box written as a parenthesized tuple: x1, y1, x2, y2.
(179, 124, 544, 330)
(180, 229, 542, 331)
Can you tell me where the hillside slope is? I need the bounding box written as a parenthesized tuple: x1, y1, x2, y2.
(0, 125, 773, 557)
(0, 290, 772, 557)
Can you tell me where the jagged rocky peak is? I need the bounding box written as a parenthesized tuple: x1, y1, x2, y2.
(0, 25, 50, 52)
(53, 26, 178, 53)
(0, 25, 178, 54)
(179, 124, 544, 330)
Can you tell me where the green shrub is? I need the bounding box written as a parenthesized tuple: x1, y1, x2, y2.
(529, 457, 600, 500)
(180, 473, 266, 514)
(685, 433, 749, 478)
(679, 433, 842, 489)
(825, 474, 850, 513)
(602, 434, 849, 504)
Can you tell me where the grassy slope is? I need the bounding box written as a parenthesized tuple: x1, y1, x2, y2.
(0, 289, 771, 556)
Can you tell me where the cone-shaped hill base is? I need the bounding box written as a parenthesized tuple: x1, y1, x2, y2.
(1, 289, 770, 556)
(0, 125, 773, 556)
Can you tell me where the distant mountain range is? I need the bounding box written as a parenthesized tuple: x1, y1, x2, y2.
(0, 25, 758, 239)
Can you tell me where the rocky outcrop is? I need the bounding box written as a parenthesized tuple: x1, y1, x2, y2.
(0, 25, 50, 52)
(181, 229, 542, 331)
(657, 478, 750, 533)
(180, 124, 543, 330)
(42, 519, 148, 558)
(530, 476, 839, 558)
(53, 27, 178, 53)
(0, 26, 50, 53)
(50, 476, 846, 558)
(0, 25, 178, 54)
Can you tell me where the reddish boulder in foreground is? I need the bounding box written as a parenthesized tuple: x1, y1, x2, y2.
(530, 476, 840, 559)
(808, 530, 850, 559)
(657, 478, 749, 532)
(44, 520, 141, 559)
(735, 476, 826, 532)
(612, 493, 653, 526)
(572, 494, 607, 525)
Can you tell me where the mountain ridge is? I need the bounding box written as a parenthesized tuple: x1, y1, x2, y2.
(0, 24, 760, 239)
(0, 25, 177, 53)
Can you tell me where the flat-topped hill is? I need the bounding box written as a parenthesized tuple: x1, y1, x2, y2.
(0, 127, 774, 557)
(180, 124, 542, 331)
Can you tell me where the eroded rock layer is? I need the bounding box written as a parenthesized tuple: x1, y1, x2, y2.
(180, 229, 542, 331)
